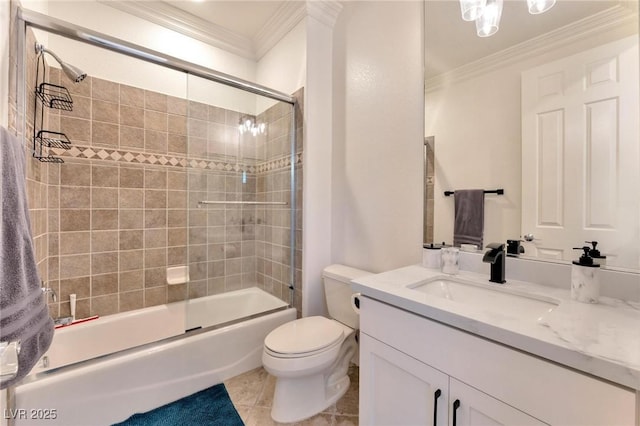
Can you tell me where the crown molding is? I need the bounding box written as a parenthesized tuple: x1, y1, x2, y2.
(101, 0, 255, 59)
(101, 1, 339, 62)
(306, 0, 343, 28)
(254, 1, 307, 60)
(254, 1, 342, 60)
(426, 5, 637, 93)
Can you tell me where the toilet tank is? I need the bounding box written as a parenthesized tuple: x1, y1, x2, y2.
(322, 264, 372, 329)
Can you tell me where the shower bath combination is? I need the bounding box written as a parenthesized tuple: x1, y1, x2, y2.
(12, 7, 300, 421)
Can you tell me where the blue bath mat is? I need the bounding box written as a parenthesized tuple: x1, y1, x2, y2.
(113, 383, 244, 426)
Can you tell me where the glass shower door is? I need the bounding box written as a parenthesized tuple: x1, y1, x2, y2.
(185, 74, 297, 330)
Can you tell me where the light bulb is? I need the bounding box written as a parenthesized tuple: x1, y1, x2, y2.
(475, 0, 503, 37)
(459, 0, 487, 21)
(527, 0, 556, 14)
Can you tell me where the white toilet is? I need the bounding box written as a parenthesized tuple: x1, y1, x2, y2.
(262, 264, 371, 423)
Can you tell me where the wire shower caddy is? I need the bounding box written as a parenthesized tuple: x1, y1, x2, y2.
(32, 48, 74, 163)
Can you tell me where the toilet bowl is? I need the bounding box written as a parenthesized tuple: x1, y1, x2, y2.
(262, 264, 371, 423)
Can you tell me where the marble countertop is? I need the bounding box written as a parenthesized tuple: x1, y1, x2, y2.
(351, 265, 640, 390)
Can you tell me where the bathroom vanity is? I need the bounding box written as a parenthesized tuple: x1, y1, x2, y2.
(351, 264, 640, 425)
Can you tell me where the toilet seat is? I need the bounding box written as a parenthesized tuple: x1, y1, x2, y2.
(264, 316, 345, 358)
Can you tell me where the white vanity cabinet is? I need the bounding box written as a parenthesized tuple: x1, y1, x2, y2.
(360, 334, 545, 425)
(448, 378, 545, 426)
(359, 296, 637, 426)
(360, 334, 449, 425)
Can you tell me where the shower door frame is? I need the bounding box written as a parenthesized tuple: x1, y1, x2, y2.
(15, 6, 298, 307)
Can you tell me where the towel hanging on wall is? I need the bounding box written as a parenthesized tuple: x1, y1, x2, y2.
(0, 126, 54, 389)
(453, 189, 485, 249)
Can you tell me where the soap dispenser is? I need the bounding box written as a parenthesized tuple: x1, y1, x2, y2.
(571, 246, 600, 304)
(422, 242, 446, 269)
(586, 241, 607, 266)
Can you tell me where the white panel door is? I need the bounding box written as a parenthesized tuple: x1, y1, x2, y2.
(449, 378, 547, 426)
(359, 333, 449, 426)
(521, 36, 639, 267)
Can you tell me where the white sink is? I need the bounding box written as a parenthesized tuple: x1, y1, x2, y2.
(408, 276, 559, 320)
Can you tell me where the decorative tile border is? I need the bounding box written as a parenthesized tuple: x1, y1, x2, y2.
(257, 153, 302, 173)
(51, 144, 302, 173)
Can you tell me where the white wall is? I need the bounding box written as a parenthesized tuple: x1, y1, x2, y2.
(426, 25, 637, 249)
(332, 1, 424, 274)
(256, 19, 306, 112)
(300, 13, 336, 316)
(40, 0, 258, 113)
(47, 1, 255, 79)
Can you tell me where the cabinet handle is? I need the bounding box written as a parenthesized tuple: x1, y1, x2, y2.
(433, 389, 441, 426)
(452, 399, 461, 426)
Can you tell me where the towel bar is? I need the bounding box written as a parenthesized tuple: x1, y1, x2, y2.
(198, 201, 288, 206)
(444, 189, 504, 197)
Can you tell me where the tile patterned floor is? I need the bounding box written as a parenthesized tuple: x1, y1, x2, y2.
(224, 365, 359, 426)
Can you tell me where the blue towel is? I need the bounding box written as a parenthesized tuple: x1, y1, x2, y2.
(453, 189, 485, 249)
(0, 126, 53, 389)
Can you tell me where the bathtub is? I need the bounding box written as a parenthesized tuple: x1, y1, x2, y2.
(11, 287, 295, 426)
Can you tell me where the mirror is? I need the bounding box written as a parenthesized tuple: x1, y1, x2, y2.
(424, 0, 640, 271)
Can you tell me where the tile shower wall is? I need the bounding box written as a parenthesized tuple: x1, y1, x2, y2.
(8, 25, 50, 296)
(12, 33, 303, 318)
(42, 70, 195, 319)
(186, 90, 303, 316)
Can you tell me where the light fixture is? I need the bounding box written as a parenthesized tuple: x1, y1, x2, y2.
(475, 0, 503, 37)
(238, 116, 266, 136)
(459, 0, 487, 21)
(462, 0, 555, 38)
(527, 0, 556, 15)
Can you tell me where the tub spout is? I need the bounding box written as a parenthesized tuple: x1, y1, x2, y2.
(54, 316, 73, 327)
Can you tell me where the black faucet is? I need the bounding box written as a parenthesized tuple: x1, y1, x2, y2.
(506, 239, 525, 256)
(482, 243, 506, 284)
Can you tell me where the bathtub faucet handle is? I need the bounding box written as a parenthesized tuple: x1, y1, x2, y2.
(41, 284, 57, 303)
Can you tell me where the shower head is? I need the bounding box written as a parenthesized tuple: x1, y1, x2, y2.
(35, 43, 87, 83)
(59, 62, 87, 84)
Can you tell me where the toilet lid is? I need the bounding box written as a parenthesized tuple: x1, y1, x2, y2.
(265, 316, 345, 355)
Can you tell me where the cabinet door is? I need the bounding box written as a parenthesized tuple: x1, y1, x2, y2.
(360, 333, 449, 426)
(449, 379, 548, 426)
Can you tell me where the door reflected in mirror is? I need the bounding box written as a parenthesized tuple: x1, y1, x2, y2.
(424, 0, 639, 271)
